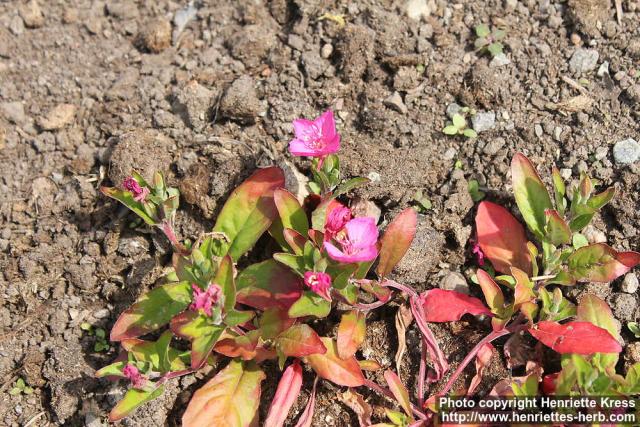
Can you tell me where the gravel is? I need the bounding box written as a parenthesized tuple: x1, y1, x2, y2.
(613, 138, 640, 164)
(471, 111, 496, 132)
(621, 273, 639, 294)
(384, 91, 408, 114)
(569, 48, 599, 74)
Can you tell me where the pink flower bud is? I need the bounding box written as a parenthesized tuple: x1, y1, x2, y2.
(471, 242, 485, 266)
(288, 110, 341, 158)
(123, 363, 147, 389)
(324, 204, 352, 239)
(190, 283, 222, 317)
(324, 217, 379, 263)
(122, 176, 150, 202)
(303, 271, 332, 302)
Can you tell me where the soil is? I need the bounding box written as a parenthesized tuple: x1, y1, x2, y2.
(1, 0, 639, 426)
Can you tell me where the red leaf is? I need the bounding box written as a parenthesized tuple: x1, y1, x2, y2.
(376, 208, 417, 277)
(337, 311, 366, 359)
(384, 370, 413, 419)
(542, 372, 559, 395)
(214, 330, 261, 361)
(294, 377, 318, 427)
(475, 269, 505, 314)
(264, 361, 303, 427)
(528, 321, 622, 355)
(475, 201, 532, 275)
(566, 243, 640, 283)
(236, 260, 303, 310)
(420, 289, 492, 322)
(467, 343, 495, 395)
(304, 337, 365, 387)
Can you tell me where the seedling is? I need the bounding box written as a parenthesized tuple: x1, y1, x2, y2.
(629, 322, 640, 338)
(9, 378, 33, 396)
(412, 189, 432, 212)
(467, 179, 485, 202)
(443, 113, 477, 138)
(474, 24, 505, 57)
(81, 322, 110, 352)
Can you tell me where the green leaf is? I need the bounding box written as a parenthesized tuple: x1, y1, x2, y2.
(273, 253, 306, 276)
(552, 167, 566, 216)
(572, 233, 588, 249)
(95, 361, 127, 378)
(511, 153, 553, 239)
(544, 209, 571, 246)
(587, 187, 615, 210)
(109, 385, 165, 422)
(110, 281, 192, 341)
(214, 255, 236, 314)
(100, 186, 156, 225)
(468, 179, 485, 201)
(475, 24, 491, 38)
(171, 311, 225, 369)
(463, 128, 478, 138)
(274, 189, 309, 236)
(452, 114, 466, 129)
(283, 228, 307, 255)
(487, 42, 503, 56)
(236, 260, 303, 310)
(332, 177, 370, 199)
(224, 309, 255, 327)
(442, 125, 458, 135)
(182, 361, 265, 427)
(566, 243, 640, 283)
(287, 291, 331, 318)
(212, 167, 285, 261)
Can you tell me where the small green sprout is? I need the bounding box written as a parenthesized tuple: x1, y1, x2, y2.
(474, 24, 505, 57)
(9, 378, 33, 396)
(443, 113, 477, 138)
(454, 159, 464, 170)
(412, 189, 432, 212)
(81, 322, 110, 352)
(628, 322, 640, 338)
(468, 179, 485, 202)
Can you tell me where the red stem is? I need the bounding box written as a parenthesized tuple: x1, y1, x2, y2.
(417, 337, 426, 408)
(159, 220, 189, 255)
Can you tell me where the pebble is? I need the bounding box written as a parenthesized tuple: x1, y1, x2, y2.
(219, 75, 262, 123)
(607, 293, 638, 322)
(137, 18, 171, 53)
(612, 138, 640, 164)
(1, 101, 26, 125)
(19, 0, 44, 28)
(471, 111, 496, 132)
(439, 271, 469, 294)
(489, 53, 511, 67)
(321, 43, 333, 59)
(367, 171, 381, 182)
(534, 123, 543, 138)
(350, 197, 381, 223)
(405, 0, 431, 21)
(446, 102, 461, 119)
(597, 61, 609, 77)
(93, 308, 110, 319)
(621, 273, 639, 294)
(560, 168, 572, 180)
(69, 308, 79, 320)
(384, 91, 408, 114)
(569, 48, 599, 74)
(594, 146, 608, 160)
(172, 80, 214, 131)
(9, 14, 25, 35)
(38, 104, 76, 130)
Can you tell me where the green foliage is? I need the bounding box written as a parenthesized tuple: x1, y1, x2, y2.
(81, 322, 110, 352)
(474, 24, 505, 57)
(9, 378, 33, 396)
(443, 113, 477, 138)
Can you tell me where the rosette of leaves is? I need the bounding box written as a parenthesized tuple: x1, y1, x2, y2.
(442, 113, 477, 139)
(474, 23, 505, 57)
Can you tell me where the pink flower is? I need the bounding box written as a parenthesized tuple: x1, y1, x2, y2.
(288, 110, 340, 157)
(123, 364, 147, 389)
(324, 204, 352, 240)
(122, 176, 150, 202)
(471, 241, 485, 266)
(324, 217, 379, 263)
(304, 271, 332, 301)
(190, 283, 222, 317)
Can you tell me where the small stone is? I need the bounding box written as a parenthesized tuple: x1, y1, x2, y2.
(582, 225, 606, 244)
(367, 171, 381, 182)
(439, 271, 469, 294)
(68, 308, 79, 320)
(171, 80, 214, 131)
(471, 111, 496, 133)
(570, 33, 582, 46)
(534, 123, 544, 138)
(569, 48, 599, 75)
(607, 293, 638, 322)
(19, 0, 44, 28)
(93, 308, 110, 319)
(85, 17, 102, 35)
(613, 138, 640, 165)
(173, 3, 198, 44)
(136, 18, 171, 53)
(594, 146, 608, 160)
(446, 103, 462, 119)
(560, 168, 572, 180)
(10, 14, 25, 35)
(597, 61, 610, 77)
(279, 159, 309, 203)
(489, 53, 511, 67)
(351, 197, 381, 223)
(405, 0, 431, 21)
(219, 75, 262, 123)
(37, 103, 76, 130)
(384, 92, 408, 114)
(621, 273, 639, 294)
(321, 43, 333, 58)
(1, 101, 26, 125)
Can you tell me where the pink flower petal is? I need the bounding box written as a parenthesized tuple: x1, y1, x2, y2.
(344, 217, 379, 249)
(288, 139, 319, 156)
(292, 119, 315, 140)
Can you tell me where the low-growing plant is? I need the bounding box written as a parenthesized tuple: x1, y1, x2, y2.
(81, 322, 110, 353)
(8, 378, 33, 396)
(474, 23, 505, 57)
(628, 322, 640, 339)
(443, 112, 477, 139)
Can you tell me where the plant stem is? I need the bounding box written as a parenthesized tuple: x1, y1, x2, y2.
(363, 379, 427, 420)
(417, 337, 427, 408)
(159, 220, 189, 255)
(530, 274, 556, 281)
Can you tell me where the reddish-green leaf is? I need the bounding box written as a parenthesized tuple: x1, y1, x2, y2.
(476, 269, 505, 314)
(420, 289, 491, 322)
(293, 377, 318, 427)
(475, 201, 532, 275)
(576, 294, 619, 340)
(528, 321, 622, 354)
(215, 255, 236, 314)
(212, 167, 285, 261)
(468, 343, 495, 395)
(337, 311, 366, 359)
(109, 385, 165, 422)
(214, 330, 261, 361)
(274, 189, 309, 236)
(304, 338, 365, 387)
(545, 209, 571, 246)
(182, 360, 265, 427)
(259, 308, 296, 340)
(283, 228, 307, 255)
(376, 208, 417, 277)
(276, 324, 326, 358)
(587, 187, 615, 210)
(170, 311, 225, 368)
(101, 186, 157, 225)
(566, 243, 640, 283)
(384, 370, 413, 420)
(511, 153, 553, 238)
(287, 291, 331, 318)
(236, 260, 303, 310)
(111, 281, 192, 341)
(264, 361, 303, 427)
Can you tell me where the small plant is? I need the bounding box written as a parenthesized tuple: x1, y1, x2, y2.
(467, 179, 485, 202)
(474, 23, 505, 57)
(629, 321, 640, 338)
(81, 322, 110, 352)
(443, 113, 477, 139)
(412, 189, 432, 213)
(9, 378, 33, 396)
